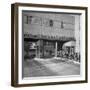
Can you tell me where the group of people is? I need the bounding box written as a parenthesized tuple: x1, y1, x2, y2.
(57, 47, 80, 62)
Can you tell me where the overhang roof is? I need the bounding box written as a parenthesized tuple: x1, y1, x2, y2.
(24, 34, 75, 41)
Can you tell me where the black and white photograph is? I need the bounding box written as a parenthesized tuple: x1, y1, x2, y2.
(23, 11, 81, 78)
(11, 3, 87, 87)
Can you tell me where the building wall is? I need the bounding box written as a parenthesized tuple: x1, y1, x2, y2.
(23, 11, 75, 38)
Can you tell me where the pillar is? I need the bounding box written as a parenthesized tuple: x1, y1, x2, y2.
(36, 45, 38, 58)
(36, 40, 40, 58)
(55, 42, 57, 57)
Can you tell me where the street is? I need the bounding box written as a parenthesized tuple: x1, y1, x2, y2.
(23, 58, 80, 77)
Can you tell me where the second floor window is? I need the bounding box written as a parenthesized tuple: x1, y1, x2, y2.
(49, 20, 53, 27)
(61, 21, 64, 28)
(26, 15, 33, 24)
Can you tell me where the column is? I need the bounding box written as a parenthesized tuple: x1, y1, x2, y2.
(36, 40, 40, 58)
(55, 42, 57, 57)
(42, 40, 44, 58)
(36, 45, 38, 58)
(40, 40, 44, 58)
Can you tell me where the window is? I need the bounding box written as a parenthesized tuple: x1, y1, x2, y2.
(61, 21, 64, 28)
(26, 15, 33, 24)
(26, 15, 28, 24)
(49, 20, 53, 27)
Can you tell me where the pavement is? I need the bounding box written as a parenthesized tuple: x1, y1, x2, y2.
(23, 58, 80, 77)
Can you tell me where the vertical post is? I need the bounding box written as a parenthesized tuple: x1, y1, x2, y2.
(39, 40, 40, 58)
(55, 42, 57, 57)
(35, 41, 38, 58)
(40, 40, 44, 58)
(36, 40, 40, 58)
(42, 40, 44, 58)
